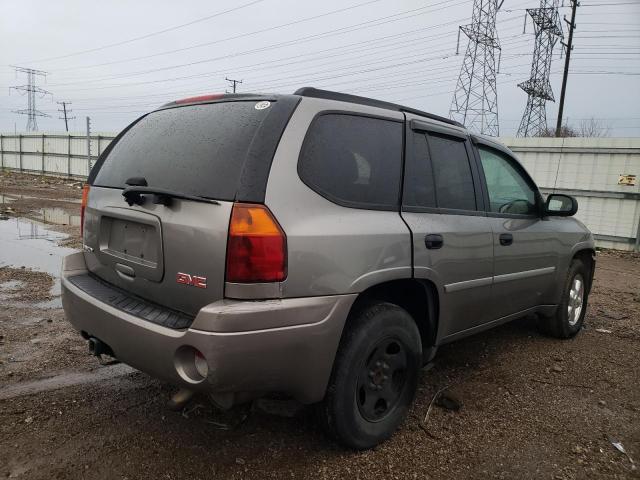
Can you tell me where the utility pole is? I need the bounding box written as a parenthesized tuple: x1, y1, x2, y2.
(9, 66, 51, 132)
(86, 116, 92, 172)
(555, 0, 578, 137)
(225, 77, 243, 93)
(517, 0, 563, 137)
(450, 0, 503, 136)
(57, 101, 75, 132)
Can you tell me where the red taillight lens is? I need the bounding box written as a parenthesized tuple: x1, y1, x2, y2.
(80, 184, 90, 237)
(225, 203, 287, 283)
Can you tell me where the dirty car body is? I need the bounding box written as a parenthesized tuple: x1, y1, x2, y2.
(62, 88, 595, 448)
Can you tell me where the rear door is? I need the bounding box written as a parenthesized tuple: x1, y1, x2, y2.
(401, 117, 494, 341)
(83, 99, 295, 316)
(473, 142, 559, 319)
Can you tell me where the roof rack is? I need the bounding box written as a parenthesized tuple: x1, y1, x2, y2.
(293, 87, 464, 128)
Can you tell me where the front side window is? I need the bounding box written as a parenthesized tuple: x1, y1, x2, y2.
(298, 114, 403, 209)
(478, 146, 538, 215)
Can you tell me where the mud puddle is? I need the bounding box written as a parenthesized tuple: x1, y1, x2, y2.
(0, 364, 135, 400)
(0, 217, 75, 302)
(0, 192, 81, 205)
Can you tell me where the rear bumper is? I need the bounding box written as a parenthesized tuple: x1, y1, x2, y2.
(61, 252, 355, 404)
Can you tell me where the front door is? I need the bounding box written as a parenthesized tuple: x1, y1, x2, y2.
(474, 143, 559, 319)
(401, 117, 494, 341)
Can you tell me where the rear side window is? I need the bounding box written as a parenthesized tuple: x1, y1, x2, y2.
(403, 132, 436, 209)
(428, 133, 476, 211)
(93, 102, 274, 200)
(298, 114, 403, 210)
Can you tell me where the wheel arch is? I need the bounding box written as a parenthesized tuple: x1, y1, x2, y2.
(344, 278, 439, 364)
(572, 248, 596, 294)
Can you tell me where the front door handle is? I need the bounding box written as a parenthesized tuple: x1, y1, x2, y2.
(425, 234, 443, 250)
(499, 233, 513, 246)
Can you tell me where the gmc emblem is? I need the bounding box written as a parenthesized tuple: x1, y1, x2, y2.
(176, 272, 207, 289)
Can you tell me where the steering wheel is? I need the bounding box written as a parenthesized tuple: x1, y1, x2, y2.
(498, 199, 533, 214)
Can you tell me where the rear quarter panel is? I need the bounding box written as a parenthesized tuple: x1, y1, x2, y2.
(265, 98, 412, 298)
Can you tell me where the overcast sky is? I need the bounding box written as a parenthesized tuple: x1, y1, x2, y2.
(1, 0, 639, 137)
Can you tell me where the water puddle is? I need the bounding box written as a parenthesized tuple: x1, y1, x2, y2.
(0, 217, 77, 301)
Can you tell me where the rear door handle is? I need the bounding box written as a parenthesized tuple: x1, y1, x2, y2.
(499, 233, 513, 246)
(425, 234, 443, 250)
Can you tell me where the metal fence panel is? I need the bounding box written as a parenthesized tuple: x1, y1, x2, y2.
(1, 132, 638, 250)
(503, 137, 640, 250)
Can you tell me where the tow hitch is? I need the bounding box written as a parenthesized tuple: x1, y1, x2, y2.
(88, 337, 120, 366)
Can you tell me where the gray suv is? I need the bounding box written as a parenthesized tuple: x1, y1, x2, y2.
(62, 88, 595, 449)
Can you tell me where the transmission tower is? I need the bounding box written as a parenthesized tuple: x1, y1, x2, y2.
(516, 0, 563, 137)
(450, 0, 503, 136)
(10, 66, 51, 132)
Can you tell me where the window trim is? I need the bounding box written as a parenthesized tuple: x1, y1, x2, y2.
(472, 140, 544, 219)
(401, 126, 486, 216)
(297, 110, 405, 212)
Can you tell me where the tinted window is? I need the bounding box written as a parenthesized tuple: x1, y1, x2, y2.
(93, 102, 274, 200)
(403, 132, 436, 208)
(428, 133, 476, 211)
(298, 114, 402, 209)
(478, 146, 537, 215)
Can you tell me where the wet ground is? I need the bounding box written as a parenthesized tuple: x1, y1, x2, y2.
(0, 171, 639, 479)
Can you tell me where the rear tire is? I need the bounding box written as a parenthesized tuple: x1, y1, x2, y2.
(540, 259, 590, 339)
(317, 302, 422, 450)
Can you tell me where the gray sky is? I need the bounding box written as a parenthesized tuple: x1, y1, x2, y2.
(1, 0, 639, 136)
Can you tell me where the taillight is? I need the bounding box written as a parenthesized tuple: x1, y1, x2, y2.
(80, 184, 90, 236)
(226, 203, 287, 283)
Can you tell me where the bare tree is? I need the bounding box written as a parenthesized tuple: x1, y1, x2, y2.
(536, 118, 610, 138)
(577, 118, 610, 137)
(537, 125, 578, 137)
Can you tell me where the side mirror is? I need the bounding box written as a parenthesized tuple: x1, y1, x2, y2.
(545, 194, 578, 217)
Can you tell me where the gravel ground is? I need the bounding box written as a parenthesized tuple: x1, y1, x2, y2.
(0, 171, 638, 479)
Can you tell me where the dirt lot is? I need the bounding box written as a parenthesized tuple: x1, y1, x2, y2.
(0, 171, 638, 479)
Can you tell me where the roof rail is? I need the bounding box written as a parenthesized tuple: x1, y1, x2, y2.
(293, 87, 464, 128)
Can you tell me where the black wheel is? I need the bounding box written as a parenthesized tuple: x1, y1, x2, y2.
(540, 259, 590, 338)
(318, 302, 422, 450)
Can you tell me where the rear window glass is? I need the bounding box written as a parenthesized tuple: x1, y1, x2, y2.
(298, 114, 402, 209)
(93, 102, 272, 200)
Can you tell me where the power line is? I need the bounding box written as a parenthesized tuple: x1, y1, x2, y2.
(50, 0, 386, 72)
(9, 66, 51, 132)
(17, 0, 267, 65)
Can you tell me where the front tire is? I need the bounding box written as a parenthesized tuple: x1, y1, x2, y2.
(318, 302, 422, 450)
(540, 259, 590, 338)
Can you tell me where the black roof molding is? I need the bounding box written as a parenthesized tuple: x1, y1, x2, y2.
(294, 87, 464, 128)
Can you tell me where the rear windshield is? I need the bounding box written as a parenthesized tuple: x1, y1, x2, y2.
(93, 101, 273, 200)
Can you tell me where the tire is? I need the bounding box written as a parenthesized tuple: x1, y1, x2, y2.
(540, 259, 590, 339)
(317, 302, 422, 450)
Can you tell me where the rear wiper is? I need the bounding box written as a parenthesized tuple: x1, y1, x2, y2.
(122, 186, 220, 207)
